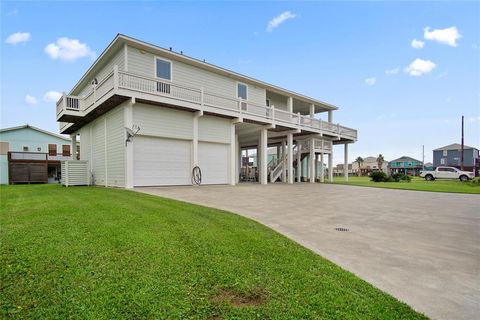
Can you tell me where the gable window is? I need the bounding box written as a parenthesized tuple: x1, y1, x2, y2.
(48, 144, 57, 156)
(443, 150, 447, 156)
(62, 144, 71, 157)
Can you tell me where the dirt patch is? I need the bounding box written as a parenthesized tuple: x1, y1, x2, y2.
(211, 288, 267, 307)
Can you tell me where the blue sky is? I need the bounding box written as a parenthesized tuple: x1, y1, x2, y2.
(1, 1, 479, 163)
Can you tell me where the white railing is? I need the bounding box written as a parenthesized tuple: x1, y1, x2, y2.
(58, 66, 357, 140)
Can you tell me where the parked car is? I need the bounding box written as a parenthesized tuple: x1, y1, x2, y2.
(419, 166, 475, 181)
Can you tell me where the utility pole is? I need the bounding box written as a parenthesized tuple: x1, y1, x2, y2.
(461, 116, 464, 171)
(422, 145, 425, 170)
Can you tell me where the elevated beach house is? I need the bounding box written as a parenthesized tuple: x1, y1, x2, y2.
(56, 34, 357, 187)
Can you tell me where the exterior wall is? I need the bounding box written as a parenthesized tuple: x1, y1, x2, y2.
(77, 47, 125, 98)
(433, 149, 477, 167)
(266, 92, 288, 111)
(0, 155, 7, 184)
(127, 44, 266, 106)
(133, 103, 193, 140)
(198, 115, 231, 143)
(78, 104, 126, 187)
(0, 127, 70, 154)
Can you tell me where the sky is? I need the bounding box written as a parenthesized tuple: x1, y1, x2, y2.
(1, 1, 479, 164)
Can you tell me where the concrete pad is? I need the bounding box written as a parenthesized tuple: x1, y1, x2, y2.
(135, 183, 480, 320)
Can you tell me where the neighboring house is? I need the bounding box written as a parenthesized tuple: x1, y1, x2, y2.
(0, 124, 75, 184)
(333, 163, 353, 176)
(433, 143, 479, 175)
(388, 156, 423, 176)
(352, 156, 389, 175)
(424, 162, 434, 171)
(56, 34, 357, 187)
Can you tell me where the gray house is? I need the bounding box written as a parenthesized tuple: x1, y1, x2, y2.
(433, 143, 479, 174)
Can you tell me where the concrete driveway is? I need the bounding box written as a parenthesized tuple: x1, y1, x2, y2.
(135, 183, 479, 320)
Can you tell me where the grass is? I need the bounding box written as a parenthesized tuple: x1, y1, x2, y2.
(0, 185, 427, 319)
(332, 176, 480, 194)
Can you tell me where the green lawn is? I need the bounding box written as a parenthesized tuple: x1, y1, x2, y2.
(332, 176, 480, 194)
(0, 185, 427, 319)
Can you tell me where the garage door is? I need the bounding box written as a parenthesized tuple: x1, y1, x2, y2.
(198, 142, 229, 185)
(134, 136, 191, 186)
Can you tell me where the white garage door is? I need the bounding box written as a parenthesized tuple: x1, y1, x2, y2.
(134, 136, 191, 186)
(198, 142, 229, 185)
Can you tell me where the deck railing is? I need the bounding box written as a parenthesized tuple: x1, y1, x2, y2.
(58, 66, 357, 140)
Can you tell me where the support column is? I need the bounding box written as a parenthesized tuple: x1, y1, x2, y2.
(344, 143, 349, 182)
(320, 152, 324, 182)
(310, 138, 315, 183)
(192, 114, 199, 168)
(328, 110, 333, 123)
(315, 154, 319, 180)
(281, 140, 287, 182)
(229, 123, 236, 185)
(236, 135, 240, 184)
(296, 141, 301, 183)
(287, 96, 293, 113)
(70, 134, 77, 160)
(310, 103, 315, 118)
(259, 128, 268, 185)
(328, 149, 334, 182)
(124, 100, 134, 188)
(287, 133, 293, 184)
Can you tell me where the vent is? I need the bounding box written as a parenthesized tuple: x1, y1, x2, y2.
(335, 227, 349, 232)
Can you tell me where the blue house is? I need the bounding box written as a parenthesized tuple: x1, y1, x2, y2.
(0, 124, 74, 184)
(433, 143, 479, 174)
(388, 156, 423, 176)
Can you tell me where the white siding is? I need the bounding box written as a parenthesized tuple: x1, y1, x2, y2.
(61, 161, 89, 186)
(78, 104, 125, 187)
(198, 115, 231, 144)
(77, 47, 125, 98)
(127, 44, 266, 106)
(133, 103, 193, 140)
(106, 106, 125, 187)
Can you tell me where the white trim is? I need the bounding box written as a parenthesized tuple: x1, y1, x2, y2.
(154, 56, 172, 81)
(0, 124, 70, 141)
(236, 81, 248, 100)
(124, 43, 128, 72)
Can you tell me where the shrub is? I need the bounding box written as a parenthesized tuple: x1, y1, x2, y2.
(391, 173, 412, 183)
(370, 171, 387, 182)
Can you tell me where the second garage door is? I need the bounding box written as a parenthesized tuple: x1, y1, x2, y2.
(134, 136, 191, 186)
(198, 142, 229, 185)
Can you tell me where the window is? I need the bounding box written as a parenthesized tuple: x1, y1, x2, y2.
(23, 146, 29, 151)
(440, 158, 445, 165)
(62, 144, 71, 157)
(48, 144, 57, 156)
(155, 58, 171, 80)
(237, 83, 248, 100)
(443, 150, 448, 156)
(37, 147, 41, 152)
(266, 99, 270, 107)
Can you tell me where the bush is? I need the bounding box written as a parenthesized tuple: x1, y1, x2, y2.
(391, 173, 411, 183)
(370, 171, 387, 182)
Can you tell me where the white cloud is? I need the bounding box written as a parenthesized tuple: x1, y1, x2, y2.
(44, 37, 96, 62)
(424, 26, 461, 47)
(411, 39, 424, 49)
(25, 95, 37, 105)
(5, 32, 31, 45)
(267, 11, 297, 32)
(385, 67, 399, 75)
(365, 77, 376, 86)
(404, 58, 436, 76)
(43, 91, 62, 102)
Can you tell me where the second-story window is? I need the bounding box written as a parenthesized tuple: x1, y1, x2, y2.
(237, 83, 248, 100)
(155, 57, 171, 94)
(155, 58, 171, 81)
(49, 144, 57, 156)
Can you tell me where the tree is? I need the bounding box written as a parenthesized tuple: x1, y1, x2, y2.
(377, 154, 385, 173)
(355, 156, 364, 176)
